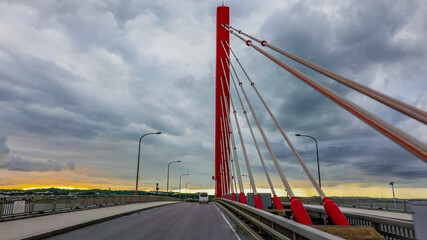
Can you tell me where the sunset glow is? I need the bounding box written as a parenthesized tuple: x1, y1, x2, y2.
(21, 186, 89, 191)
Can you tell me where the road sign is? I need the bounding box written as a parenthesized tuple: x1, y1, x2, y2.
(12, 200, 26, 214)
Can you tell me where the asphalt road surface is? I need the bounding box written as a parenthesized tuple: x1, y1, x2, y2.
(47, 202, 249, 240)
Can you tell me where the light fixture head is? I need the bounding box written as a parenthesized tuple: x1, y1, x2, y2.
(156, 132, 162, 134)
(295, 134, 301, 136)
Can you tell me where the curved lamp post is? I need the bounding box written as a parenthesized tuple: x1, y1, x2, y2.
(167, 160, 181, 193)
(179, 173, 189, 198)
(389, 182, 396, 209)
(135, 131, 162, 195)
(242, 174, 252, 193)
(295, 133, 321, 188)
(185, 182, 191, 193)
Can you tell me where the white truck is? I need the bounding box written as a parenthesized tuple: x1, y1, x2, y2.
(199, 192, 209, 204)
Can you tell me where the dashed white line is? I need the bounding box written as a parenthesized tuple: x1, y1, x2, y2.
(214, 204, 242, 240)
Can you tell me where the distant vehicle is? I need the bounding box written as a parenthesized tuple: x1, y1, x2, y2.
(199, 192, 209, 204)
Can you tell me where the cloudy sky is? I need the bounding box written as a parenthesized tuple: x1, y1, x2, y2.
(0, 0, 426, 198)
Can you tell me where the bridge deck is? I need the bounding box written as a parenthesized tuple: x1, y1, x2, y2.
(0, 201, 248, 240)
(46, 202, 247, 240)
(0, 201, 178, 240)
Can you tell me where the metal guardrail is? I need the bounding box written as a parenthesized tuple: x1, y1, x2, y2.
(281, 197, 413, 212)
(216, 198, 344, 240)
(0, 195, 178, 220)
(282, 203, 415, 240)
(333, 198, 410, 212)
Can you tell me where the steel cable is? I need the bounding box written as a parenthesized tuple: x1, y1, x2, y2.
(224, 26, 427, 163)
(225, 40, 325, 198)
(221, 57, 295, 198)
(219, 75, 258, 194)
(226, 24, 427, 124)
(220, 57, 278, 197)
(220, 83, 245, 193)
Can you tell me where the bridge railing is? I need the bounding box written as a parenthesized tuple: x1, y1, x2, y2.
(333, 198, 410, 212)
(281, 202, 415, 240)
(216, 198, 344, 240)
(281, 197, 411, 212)
(0, 195, 178, 220)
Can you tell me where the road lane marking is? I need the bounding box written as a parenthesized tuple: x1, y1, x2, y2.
(214, 204, 242, 240)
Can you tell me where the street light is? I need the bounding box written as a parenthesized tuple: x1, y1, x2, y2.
(242, 174, 251, 193)
(135, 131, 162, 195)
(389, 182, 396, 209)
(295, 133, 321, 188)
(166, 160, 181, 193)
(179, 173, 189, 197)
(185, 182, 191, 193)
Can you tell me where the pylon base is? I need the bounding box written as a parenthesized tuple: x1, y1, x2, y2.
(323, 197, 350, 225)
(273, 195, 284, 209)
(290, 197, 313, 225)
(239, 193, 246, 204)
(254, 194, 264, 209)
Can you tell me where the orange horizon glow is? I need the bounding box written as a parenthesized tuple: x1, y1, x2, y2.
(21, 186, 89, 191)
(1, 170, 426, 199)
(1, 185, 426, 199)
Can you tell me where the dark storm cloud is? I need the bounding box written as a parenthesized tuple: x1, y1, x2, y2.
(0, 51, 118, 138)
(0, 136, 75, 172)
(0, 155, 75, 172)
(260, 0, 420, 73)
(0, 0, 219, 187)
(336, 1, 420, 65)
(319, 145, 424, 178)
(0, 0, 425, 190)
(0, 48, 200, 140)
(265, 136, 427, 181)
(225, 0, 427, 185)
(246, 0, 423, 140)
(0, 0, 212, 141)
(266, 82, 377, 141)
(0, 136, 10, 157)
(0, 51, 79, 107)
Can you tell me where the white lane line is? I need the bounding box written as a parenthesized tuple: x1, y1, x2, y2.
(214, 204, 242, 240)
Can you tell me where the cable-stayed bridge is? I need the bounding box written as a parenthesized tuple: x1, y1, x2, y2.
(1, 5, 426, 240)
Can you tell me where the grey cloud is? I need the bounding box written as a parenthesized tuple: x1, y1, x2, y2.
(247, 0, 423, 140)
(336, 1, 419, 64)
(244, 0, 424, 141)
(66, 161, 76, 170)
(0, 136, 75, 172)
(287, 140, 426, 180)
(0, 50, 167, 140)
(0, 136, 10, 157)
(0, 52, 117, 138)
(261, 0, 420, 74)
(0, 0, 425, 191)
(0, 3, 213, 140)
(0, 155, 75, 172)
(229, 0, 426, 182)
(240, 127, 426, 185)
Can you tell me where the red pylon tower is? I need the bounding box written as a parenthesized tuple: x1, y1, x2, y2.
(215, 5, 230, 197)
